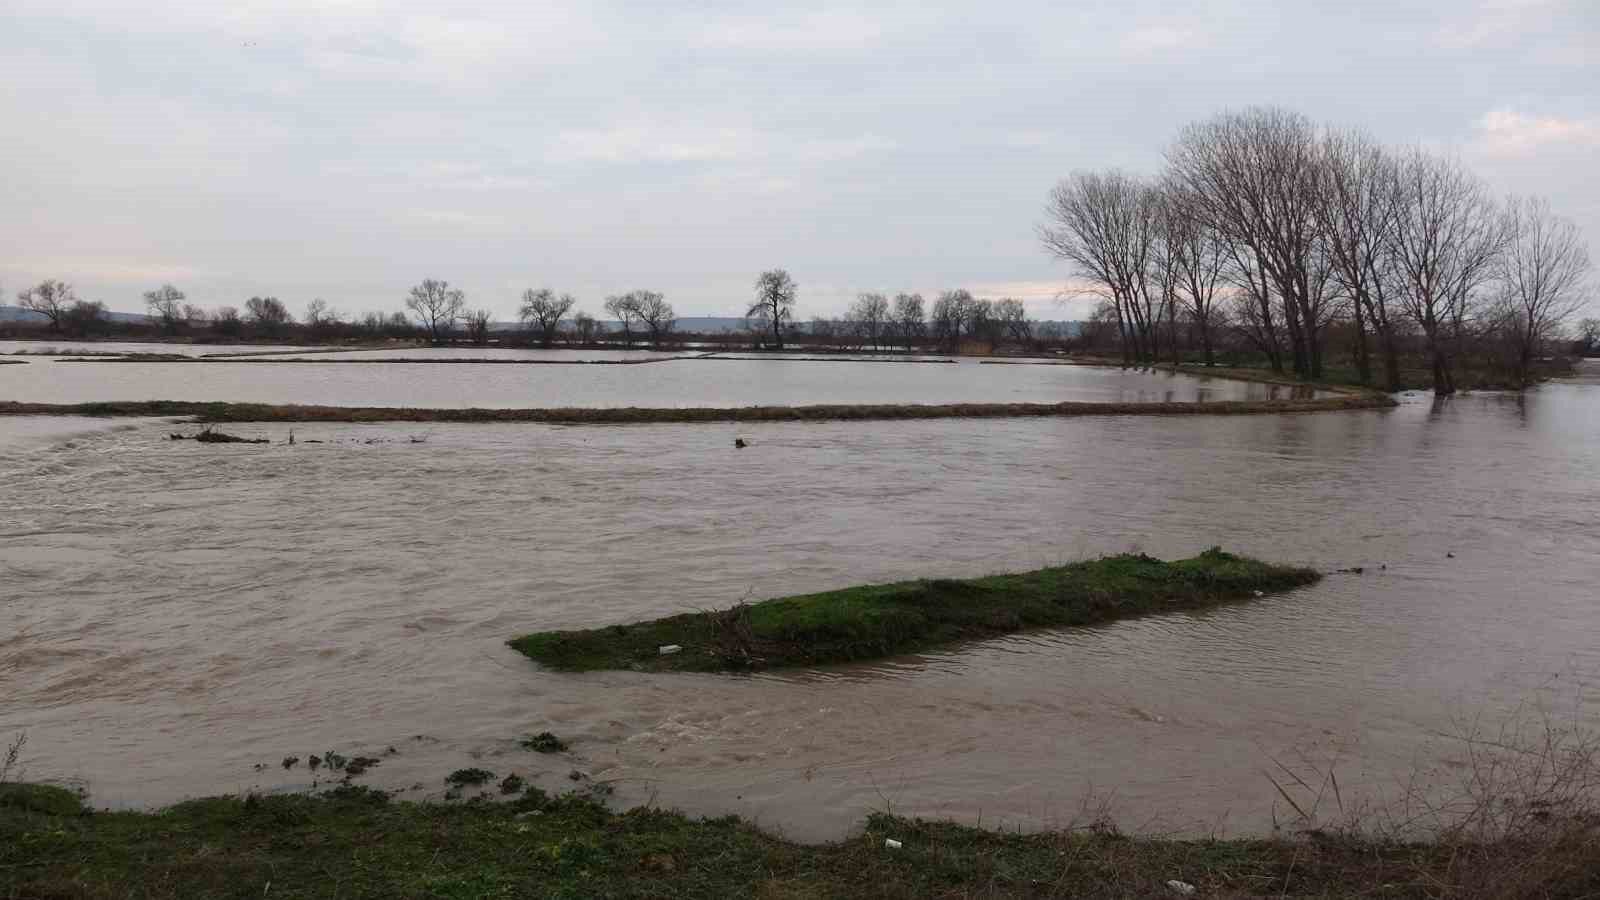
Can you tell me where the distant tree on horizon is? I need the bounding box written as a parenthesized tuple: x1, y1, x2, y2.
(520, 288, 576, 347)
(406, 278, 466, 343)
(143, 284, 186, 335)
(749, 269, 797, 349)
(244, 296, 293, 338)
(17, 279, 77, 333)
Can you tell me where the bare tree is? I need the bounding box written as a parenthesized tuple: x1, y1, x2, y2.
(304, 298, 334, 331)
(143, 283, 186, 335)
(213, 305, 243, 337)
(846, 292, 891, 350)
(603, 294, 642, 347)
(993, 298, 1033, 347)
(244, 296, 293, 337)
(1314, 129, 1407, 389)
(749, 269, 797, 349)
(1167, 108, 1332, 377)
(892, 292, 925, 350)
(62, 300, 108, 337)
(520, 289, 576, 347)
(630, 291, 676, 347)
(1039, 171, 1160, 363)
(1493, 196, 1591, 387)
(16, 280, 77, 332)
(1157, 184, 1227, 366)
(1576, 318, 1600, 355)
(465, 308, 493, 345)
(1388, 150, 1507, 395)
(406, 278, 466, 343)
(573, 312, 598, 345)
(182, 304, 208, 326)
(931, 289, 977, 351)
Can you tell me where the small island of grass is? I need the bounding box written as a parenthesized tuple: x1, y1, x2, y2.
(510, 549, 1319, 673)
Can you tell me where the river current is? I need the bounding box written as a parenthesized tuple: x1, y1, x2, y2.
(1, 361, 1595, 840)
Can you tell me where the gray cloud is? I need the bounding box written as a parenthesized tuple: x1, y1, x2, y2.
(3, 0, 1595, 320)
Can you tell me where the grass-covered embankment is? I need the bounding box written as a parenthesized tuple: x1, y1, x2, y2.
(511, 550, 1319, 673)
(5, 781, 1593, 899)
(0, 393, 1395, 425)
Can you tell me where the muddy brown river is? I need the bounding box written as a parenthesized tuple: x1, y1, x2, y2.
(1, 362, 1596, 840)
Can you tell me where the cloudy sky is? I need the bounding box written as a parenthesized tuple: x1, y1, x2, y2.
(3, 0, 1596, 321)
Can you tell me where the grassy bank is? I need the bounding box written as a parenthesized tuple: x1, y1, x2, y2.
(4, 780, 1593, 899)
(0, 393, 1395, 426)
(511, 550, 1319, 673)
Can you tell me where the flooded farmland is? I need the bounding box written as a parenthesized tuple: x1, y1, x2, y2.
(2, 362, 1595, 840)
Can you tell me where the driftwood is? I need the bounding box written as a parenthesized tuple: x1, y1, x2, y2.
(170, 427, 269, 445)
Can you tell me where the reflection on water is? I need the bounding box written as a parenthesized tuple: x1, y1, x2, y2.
(2, 352, 1324, 407)
(0, 378, 1595, 840)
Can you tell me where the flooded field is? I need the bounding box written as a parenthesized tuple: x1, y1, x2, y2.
(1, 352, 1318, 407)
(2, 368, 1596, 839)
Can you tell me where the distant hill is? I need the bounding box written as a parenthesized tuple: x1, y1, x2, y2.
(0, 305, 149, 324)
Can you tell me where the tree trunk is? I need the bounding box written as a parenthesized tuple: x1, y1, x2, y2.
(1351, 292, 1372, 385)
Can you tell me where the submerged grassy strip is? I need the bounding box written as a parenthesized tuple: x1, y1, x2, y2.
(0, 393, 1395, 424)
(5, 782, 1590, 898)
(510, 550, 1320, 673)
(60, 356, 677, 365)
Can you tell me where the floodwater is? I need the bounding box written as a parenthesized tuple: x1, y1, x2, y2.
(1, 365, 1596, 840)
(2, 353, 1317, 407)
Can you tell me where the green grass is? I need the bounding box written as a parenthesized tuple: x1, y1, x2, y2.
(4, 782, 1593, 898)
(510, 549, 1320, 673)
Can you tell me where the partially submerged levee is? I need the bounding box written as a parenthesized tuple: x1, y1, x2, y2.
(0, 394, 1394, 425)
(510, 549, 1320, 673)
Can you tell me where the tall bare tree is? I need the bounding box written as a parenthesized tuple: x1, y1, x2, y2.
(749, 269, 797, 349)
(630, 291, 676, 347)
(16, 279, 77, 332)
(1157, 185, 1227, 366)
(573, 312, 598, 345)
(1387, 150, 1507, 395)
(519, 288, 576, 347)
(993, 298, 1033, 346)
(892, 292, 925, 350)
(1167, 108, 1332, 377)
(465, 309, 493, 345)
(143, 283, 186, 335)
(604, 294, 642, 347)
(1039, 170, 1160, 363)
(1314, 129, 1406, 389)
(244, 296, 293, 337)
(1493, 196, 1591, 387)
(846, 292, 890, 350)
(406, 278, 466, 343)
(931, 289, 975, 351)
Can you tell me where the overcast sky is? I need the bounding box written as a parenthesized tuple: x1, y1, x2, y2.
(3, 0, 1596, 321)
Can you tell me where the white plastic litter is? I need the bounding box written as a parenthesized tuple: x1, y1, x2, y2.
(1252, 590, 1265, 597)
(659, 644, 682, 655)
(1165, 879, 1196, 896)
(884, 838, 903, 850)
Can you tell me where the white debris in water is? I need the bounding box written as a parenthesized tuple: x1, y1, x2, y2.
(659, 644, 682, 655)
(1166, 879, 1196, 896)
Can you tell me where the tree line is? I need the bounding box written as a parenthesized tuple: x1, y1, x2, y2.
(10, 267, 1057, 354)
(1040, 106, 1594, 393)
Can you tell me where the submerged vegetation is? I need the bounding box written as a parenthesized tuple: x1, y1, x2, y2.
(511, 550, 1319, 673)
